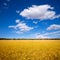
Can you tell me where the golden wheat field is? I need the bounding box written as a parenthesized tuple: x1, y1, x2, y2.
(0, 40, 60, 60)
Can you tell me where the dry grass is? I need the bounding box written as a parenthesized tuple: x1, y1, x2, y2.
(0, 40, 60, 60)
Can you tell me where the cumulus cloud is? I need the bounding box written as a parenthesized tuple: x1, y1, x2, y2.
(8, 20, 33, 33)
(47, 24, 60, 30)
(20, 4, 60, 20)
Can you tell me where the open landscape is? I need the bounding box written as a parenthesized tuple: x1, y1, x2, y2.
(0, 0, 60, 60)
(0, 40, 60, 60)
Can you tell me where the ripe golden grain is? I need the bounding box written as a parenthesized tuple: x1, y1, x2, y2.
(0, 40, 60, 60)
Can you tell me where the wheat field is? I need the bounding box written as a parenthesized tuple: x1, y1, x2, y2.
(0, 40, 60, 60)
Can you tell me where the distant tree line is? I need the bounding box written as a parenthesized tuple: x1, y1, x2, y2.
(0, 38, 60, 40)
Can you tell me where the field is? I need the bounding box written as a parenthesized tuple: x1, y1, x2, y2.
(0, 40, 60, 60)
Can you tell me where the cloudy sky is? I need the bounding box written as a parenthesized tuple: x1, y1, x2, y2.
(0, 0, 60, 38)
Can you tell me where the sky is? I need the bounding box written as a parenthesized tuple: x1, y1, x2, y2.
(0, 0, 60, 38)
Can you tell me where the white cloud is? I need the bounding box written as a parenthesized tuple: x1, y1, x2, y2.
(44, 31, 60, 35)
(35, 31, 60, 38)
(8, 20, 33, 33)
(52, 15, 60, 19)
(20, 4, 60, 20)
(9, 26, 16, 29)
(15, 31, 23, 34)
(15, 19, 20, 23)
(47, 24, 60, 30)
(35, 34, 49, 38)
(33, 21, 38, 24)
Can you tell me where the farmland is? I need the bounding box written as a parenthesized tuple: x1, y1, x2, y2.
(0, 40, 60, 60)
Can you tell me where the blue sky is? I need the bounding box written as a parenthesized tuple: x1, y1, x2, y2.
(0, 0, 60, 38)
